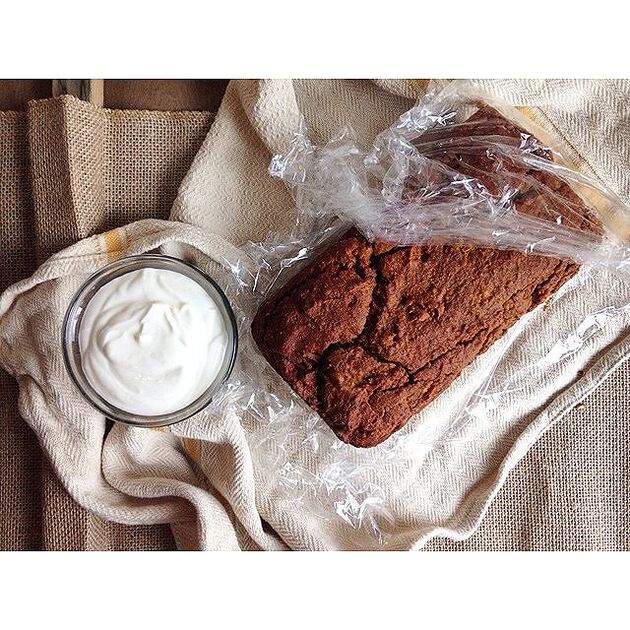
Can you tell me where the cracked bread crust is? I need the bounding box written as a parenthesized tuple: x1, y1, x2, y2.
(251, 107, 598, 448)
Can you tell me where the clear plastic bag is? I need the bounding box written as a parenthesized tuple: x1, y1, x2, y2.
(205, 81, 630, 545)
(269, 81, 630, 270)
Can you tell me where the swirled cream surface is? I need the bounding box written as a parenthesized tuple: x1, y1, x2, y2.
(79, 268, 228, 415)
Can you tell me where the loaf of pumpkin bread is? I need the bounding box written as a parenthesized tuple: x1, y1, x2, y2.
(251, 107, 599, 447)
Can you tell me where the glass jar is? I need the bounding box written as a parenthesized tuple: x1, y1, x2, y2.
(62, 254, 238, 427)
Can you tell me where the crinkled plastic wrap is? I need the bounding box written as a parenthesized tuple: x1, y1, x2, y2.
(208, 81, 630, 544)
(270, 83, 630, 269)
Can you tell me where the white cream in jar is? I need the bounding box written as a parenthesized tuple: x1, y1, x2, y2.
(78, 267, 228, 415)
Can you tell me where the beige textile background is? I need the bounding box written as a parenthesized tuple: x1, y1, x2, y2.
(0, 85, 628, 550)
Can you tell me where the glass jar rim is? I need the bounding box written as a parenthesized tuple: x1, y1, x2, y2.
(62, 253, 238, 427)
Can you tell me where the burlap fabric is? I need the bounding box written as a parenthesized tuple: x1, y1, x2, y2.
(1, 83, 629, 550)
(1, 98, 212, 550)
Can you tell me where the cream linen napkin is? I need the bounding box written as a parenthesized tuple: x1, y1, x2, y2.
(1, 80, 629, 550)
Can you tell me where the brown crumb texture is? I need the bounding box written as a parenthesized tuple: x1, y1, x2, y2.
(251, 106, 600, 448)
